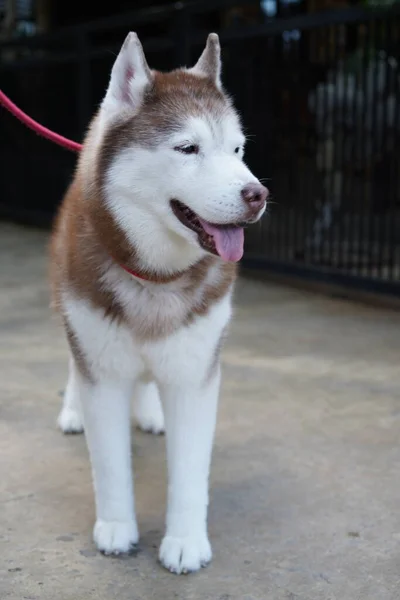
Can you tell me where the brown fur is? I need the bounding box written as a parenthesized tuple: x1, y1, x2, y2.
(64, 316, 93, 382)
(206, 325, 228, 383)
(50, 69, 237, 345)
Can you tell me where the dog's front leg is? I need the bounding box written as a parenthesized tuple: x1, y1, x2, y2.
(78, 372, 139, 555)
(158, 369, 220, 574)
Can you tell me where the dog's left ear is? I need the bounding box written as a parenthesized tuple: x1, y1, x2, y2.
(102, 32, 152, 117)
(190, 33, 222, 89)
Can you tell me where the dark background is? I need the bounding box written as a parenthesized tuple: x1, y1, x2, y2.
(1, 0, 399, 294)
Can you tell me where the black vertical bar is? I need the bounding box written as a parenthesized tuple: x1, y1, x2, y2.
(388, 18, 399, 283)
(348, 22, 360, 278)
(281, 30, 288, 264)
(275, 32, 284, 262)
(319, 24, 331, 268)
(261, 55, 269, 263)
(77, 32, 91, 138)
(173, 5, 191, 68)
(291, 28, 302, 265)
(337, 21, 349, 273)
(303, 26, 318, 267)
(269, 35, 280, 262)
(329, 23, 341, 273)
(281, 31, 288, 264)
(367, 19, 379, 280)
(359, 20, 371, 280)
(285, 31, 294, 264)
(376, 18, 387, 281)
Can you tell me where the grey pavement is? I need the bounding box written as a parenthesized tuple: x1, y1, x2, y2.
(1, 223, 399, 600)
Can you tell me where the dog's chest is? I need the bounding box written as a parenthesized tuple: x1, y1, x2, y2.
(109, 277, 200, 340)
(129, 286, 192, 338)
(104, 260, 231, 341)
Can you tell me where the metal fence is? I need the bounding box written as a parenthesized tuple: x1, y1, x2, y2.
(1, 0, 399, 295)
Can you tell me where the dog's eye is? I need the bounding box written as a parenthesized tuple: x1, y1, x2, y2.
(235, 147, 240, 154)
(175, 144, 199, 155)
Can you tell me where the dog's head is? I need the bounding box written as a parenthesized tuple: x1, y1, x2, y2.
(95, 32, 268, 265)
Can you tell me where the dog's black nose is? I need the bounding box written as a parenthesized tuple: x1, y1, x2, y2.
(241, 183, 268, 213)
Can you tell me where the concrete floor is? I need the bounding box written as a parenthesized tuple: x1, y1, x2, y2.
(1, 223, 400, 600)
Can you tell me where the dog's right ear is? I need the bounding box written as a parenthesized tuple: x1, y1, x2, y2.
(190, 33, 222, 89)
(102, 32, 152, 116)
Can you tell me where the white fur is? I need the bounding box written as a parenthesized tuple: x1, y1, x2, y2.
(133, 381, 165, 434)
(79, 372, 139, 554)
(158, 367, 220, 573)
(102, 32, 151, 120)
(105, 113, 262, 276)
(88, 34, 265, 277)
(59, 361, 165, 435)
(57, 357, 84, 433)
(59, 288, 231, 572)
(57, 32, 265, 574)
(189, 33, 222, 89)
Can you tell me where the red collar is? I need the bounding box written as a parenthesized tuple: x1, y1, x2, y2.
(112, 256, 181, 284)
(117, 261, 152, 281)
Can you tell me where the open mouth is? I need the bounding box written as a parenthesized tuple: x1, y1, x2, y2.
(171, 200, 246, 263)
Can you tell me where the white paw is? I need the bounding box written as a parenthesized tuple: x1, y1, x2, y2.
(159, 533, 212, 574)
(57, 407, 84, 434)
(135, 402, 165, 435)
(93, 519, 139, 555)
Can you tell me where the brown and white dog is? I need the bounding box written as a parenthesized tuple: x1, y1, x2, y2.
(50, 32, 268, 574)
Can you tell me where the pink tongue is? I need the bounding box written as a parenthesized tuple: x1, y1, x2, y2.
(199, 220, 244, 262)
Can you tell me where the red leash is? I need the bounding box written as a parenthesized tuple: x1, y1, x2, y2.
(0, 90, 159, 281)
(0, 89, 82, 153)
(0, 88, 154, 281)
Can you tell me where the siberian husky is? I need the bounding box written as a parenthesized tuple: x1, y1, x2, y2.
(50, 32, 268, 574)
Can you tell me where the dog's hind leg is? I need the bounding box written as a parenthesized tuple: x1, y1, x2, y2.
(133, 380, 165, 435)
(57, 356, 84, 434)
